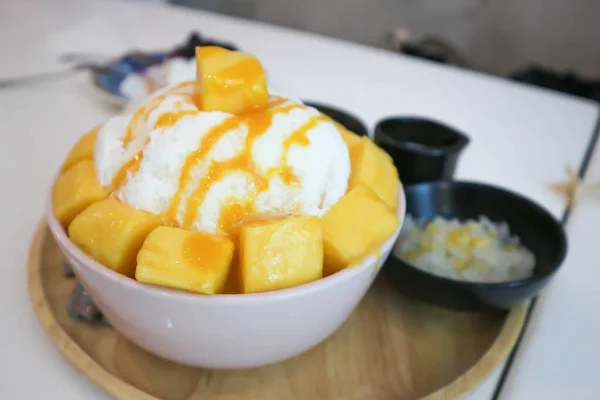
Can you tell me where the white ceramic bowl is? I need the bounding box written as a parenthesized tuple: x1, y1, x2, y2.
(47, 189, 405, 369)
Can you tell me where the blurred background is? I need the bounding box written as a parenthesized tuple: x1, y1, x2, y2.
(164, 0, 598, 78)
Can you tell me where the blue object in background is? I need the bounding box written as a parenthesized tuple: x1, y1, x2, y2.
(92, 51, 167, 97)
(91, 31, 239, 99)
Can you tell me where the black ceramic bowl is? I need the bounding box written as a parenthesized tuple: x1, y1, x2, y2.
(384, 180, 567, 312)
(303, 101, 368, 137)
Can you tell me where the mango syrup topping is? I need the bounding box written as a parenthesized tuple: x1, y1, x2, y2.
(174, 98, 323, 237)
(108, 82, 200, 193)
(109, 47, 332, 239)
(182, 231, 225, 272)
(278, 115, 328, 185)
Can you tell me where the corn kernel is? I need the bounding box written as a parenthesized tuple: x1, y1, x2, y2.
(425, 223, 440, 235)
(402, 250, 421, 261)
(448, 230, 470, 247)
(431, 241, 444, 252)
(473, 261, 488, 271)
(485, 229, 497, 239)
(466, 221, 480, 232)
(420, 236, 433, 251)
(471, 237, 492, 248)
(452, 258, 468, 271)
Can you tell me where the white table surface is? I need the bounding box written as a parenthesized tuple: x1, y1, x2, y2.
(1, 0, 598, 398)
(498, 140, 600, 400)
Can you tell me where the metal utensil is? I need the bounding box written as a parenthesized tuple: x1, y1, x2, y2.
(58, 51, 113, 64)
(0, 63, 99, 90)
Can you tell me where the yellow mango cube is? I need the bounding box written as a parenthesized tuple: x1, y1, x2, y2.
(323, 184, 399, 275)
(349, 136, 400, 210)
(339, 126, 362, 149)
(52, 160, 107, 227)
(136, 226, 235, 295)
(240, 216, 323, 293)
(61, 126, 99, 172)
(68, 199, 161, 277)
(196, 46, 269, 114)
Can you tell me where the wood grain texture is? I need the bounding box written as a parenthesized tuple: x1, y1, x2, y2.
(28, 221, 527, 400)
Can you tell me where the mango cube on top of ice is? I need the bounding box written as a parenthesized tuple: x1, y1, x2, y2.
(136, 226, 235, 295)
(239, 216, 323, 293)
(322, 183, 399, 276)
(195, 46, 269, 114)
(68, 199, 161, 277)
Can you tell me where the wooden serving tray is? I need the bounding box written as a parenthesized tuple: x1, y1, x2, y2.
(28, 221, 527, 400)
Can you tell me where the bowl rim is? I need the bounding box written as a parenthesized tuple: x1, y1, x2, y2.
(387, 179, 568, 289)
(47, 185, 406, 304)
(302, 100, 369, 137)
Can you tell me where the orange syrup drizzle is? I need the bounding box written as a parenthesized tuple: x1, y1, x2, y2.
(160, 97, 296, 229)
(216, 200, 257, 238)
(162, 115, 244, 225)
(109, 82, 200, 192)
(168, 99, 317, 234)
(182, 231, 224, 271)
(108, 71, 322, 237)
(180, 107, 274, 229)
(277, 115, 327, 185)
(181, 113, 326, 233)
(155, 109, 199, 129)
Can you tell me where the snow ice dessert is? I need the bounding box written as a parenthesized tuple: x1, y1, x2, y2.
(52, 47, 401, 295)
(95, 82, 351, 236)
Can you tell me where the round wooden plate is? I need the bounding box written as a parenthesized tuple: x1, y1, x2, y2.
(28, 221, 527, 400)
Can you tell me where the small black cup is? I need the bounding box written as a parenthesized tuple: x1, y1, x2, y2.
(374, 117, 469, 185)
(303, 101, 368, 137)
